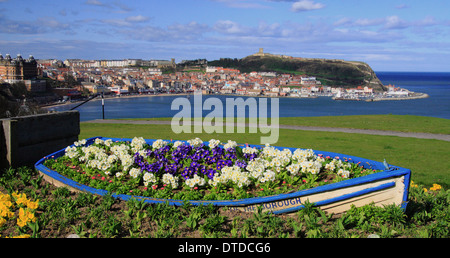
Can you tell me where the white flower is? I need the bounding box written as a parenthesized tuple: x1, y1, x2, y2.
(259, 170, 276, 183)
(208, 139, 221, 149)
(100, 162, 110, 171)
(152, 139, 168, 149)
(129, 168, 142, 179)
(299, 160, 322, 174)
(223, 140, 237, 150)
(337, 169, 350, 178)
(242, 146, 258, 154)
(131, 137, 147, 153)
(187, 138, 203, 147)
(162, 173, 178, 188)
(65, 146, 79, 159)
(325, 162, 336, 171)
(212, 165, 250, 188)
(173, 141, 184, 148)
(185, 174, 206, 188)
(286, 163, 301, 175)
(107, 154, 117, 164)
(104, 139, 113, 147)
(143, 172, 157, 185)
(74, 139, 87, 147)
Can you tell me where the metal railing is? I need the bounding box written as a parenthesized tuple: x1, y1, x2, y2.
(70, 93, 105, 119)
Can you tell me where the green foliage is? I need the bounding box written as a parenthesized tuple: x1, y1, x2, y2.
(209, 55, 380, 89)
(1, 165, 448, 238)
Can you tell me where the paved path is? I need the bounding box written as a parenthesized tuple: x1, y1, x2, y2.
(83, 119, 450, 142)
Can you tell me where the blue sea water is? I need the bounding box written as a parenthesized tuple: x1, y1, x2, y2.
(48, 72, 450, 121)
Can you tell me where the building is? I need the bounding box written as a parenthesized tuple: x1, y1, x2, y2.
(251, 48, 293, 59)
(301, 76, 318, 85)
(24, 79, 47, 92)
(0, 54, 38, 83)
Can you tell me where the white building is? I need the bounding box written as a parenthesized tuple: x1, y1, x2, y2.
(148, 68, 162, 75)
(301, 77, 317, 85)
(206, 66, 218, 73)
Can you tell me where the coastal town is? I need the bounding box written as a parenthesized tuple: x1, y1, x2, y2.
(1, 53, 427, 108)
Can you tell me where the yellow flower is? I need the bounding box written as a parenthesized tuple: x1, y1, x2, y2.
(430, 184, 442, 191)
(17, 217, 27, 228)
(15, 193, 28, 206)
(1, 191, 39, 231)
(0, 199, 13, 209)
(423, 188, 428, 193)
(26, 199, 39, 210)
(19, 207, 25, 217)
(11, 192, 21, 200)
(0, 193, 11, 202)
(26, 211, 36, 222)
(0, 205, 14, 219)
(410, 181, 419, 188)
(12, 234, 31, 238)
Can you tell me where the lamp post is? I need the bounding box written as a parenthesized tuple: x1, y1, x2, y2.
(101, 92, 105, 120)
(70, 92, 105, 120)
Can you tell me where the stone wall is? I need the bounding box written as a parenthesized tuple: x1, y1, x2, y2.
(0, 111, 80, 169)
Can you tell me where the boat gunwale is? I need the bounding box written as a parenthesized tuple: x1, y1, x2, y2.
(34, 136, 411, 210)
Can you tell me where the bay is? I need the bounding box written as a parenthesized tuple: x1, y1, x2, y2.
(47, 72, 450, 121)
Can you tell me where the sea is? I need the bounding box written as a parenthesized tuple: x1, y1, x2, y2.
(47, 72, 450, 121)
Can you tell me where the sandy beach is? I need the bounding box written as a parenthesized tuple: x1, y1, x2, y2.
(41, 90, 430, 110)
(40, 93, 187, 109)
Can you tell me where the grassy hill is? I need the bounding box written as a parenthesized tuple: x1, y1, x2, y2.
(209, 55, 386, 91)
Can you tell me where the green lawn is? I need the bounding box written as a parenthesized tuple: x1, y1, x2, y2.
(118, 115, 450, 134)
(279, 115, 450, 134)
(80, 119, 450, 188)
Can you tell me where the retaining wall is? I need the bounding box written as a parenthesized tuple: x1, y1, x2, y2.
(1, 111, 80, 169)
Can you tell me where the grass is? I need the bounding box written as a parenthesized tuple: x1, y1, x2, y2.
(278, 115, 450, 134)
(1, 166, 448, 239)
(1, 114, 449, 239)
(116, 115, 450, 135)
(80, 121, 450, 188)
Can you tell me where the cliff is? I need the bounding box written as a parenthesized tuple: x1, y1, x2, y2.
(209, 55, 386, 92)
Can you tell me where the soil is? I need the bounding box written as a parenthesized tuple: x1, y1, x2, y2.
(1, 171, 287, 238)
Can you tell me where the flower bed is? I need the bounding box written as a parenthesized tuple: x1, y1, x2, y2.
(43, 137, 380, 201)
(0, 191, 39, 238)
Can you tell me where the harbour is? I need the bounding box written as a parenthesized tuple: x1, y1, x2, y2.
(44, 72, 450, 121)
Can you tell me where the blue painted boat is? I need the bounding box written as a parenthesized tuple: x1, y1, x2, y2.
(35, 137, 411, 214)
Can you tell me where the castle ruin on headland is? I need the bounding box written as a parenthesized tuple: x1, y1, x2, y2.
(251, 48, 294, 59)
(251, 48, 345, 62)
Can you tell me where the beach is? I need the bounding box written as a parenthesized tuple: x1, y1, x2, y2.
(40, 90, 430, 110)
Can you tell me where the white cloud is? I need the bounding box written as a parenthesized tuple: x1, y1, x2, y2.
(101, 15, 150, 27)
(213, 20, 250, 34)
(384, 15, 409, 30)
(85, 0, 106, 7)
(291, 0, 325, 12)
(395, 4, 409, 9)
(333, 15, 440, 31)
(119, 21, 210, 43)
(0, 15, 72, 34)
(125, 15, 150, 23)
(354, 18, 384, 27)
(210, 0, 270, 9)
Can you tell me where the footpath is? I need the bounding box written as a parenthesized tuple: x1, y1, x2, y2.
(83, 119, 450, 142)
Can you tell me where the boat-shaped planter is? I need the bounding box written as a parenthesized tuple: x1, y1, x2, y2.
(35, 137, 411, 215)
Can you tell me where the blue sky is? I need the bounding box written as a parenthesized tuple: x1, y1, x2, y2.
(1, 0, 449, 71)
